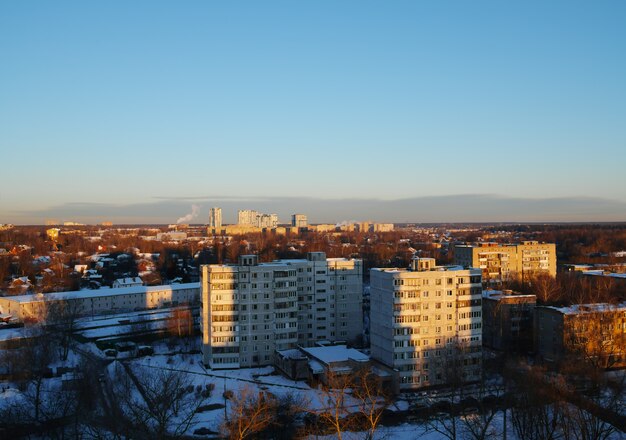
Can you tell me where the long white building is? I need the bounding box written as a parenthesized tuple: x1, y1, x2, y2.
(370, 258, 482, 390)
(201, 252, 363, 369)
(0, 283, 200, 322)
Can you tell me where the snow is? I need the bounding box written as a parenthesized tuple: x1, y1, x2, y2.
(300, 345, 369, 364)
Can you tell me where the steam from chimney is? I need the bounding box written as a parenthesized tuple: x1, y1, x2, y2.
(176, 205, 200, 224)
(336, 220, 357, 227)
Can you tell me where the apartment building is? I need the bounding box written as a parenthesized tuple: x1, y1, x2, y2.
(370, 258, 483, 390)
(208, 207, 222, 229)
(454, 241, 556, 283)
(201, 252, 362, 369)
(237, 209, 279, 228)
(291, 213, 308, 228)
(535, 303, 626, 369)
(482, 290, 536, 352)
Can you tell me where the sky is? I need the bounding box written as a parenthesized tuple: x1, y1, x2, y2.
(1, 1, 625, 224)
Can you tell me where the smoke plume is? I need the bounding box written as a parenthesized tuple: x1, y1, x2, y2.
(176, 204, 200, 224)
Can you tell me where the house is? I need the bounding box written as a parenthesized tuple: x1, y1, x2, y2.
(112, 277, 143, 289)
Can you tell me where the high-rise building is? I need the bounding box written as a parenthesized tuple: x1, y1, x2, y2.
(237, 209, 259, 226)
(209, 207, 222, 229)
(454, 241, 556, 284)
(237, 209, 279, 228)
(201, 252, 363, 369)
(291, 214, 308, 228)
(370, 258, 483, 390)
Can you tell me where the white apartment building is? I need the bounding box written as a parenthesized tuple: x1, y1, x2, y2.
(208, 207, 222, 229)
(370, 258, 482, 390)
(0, 283, 200, 321)
(291, 214, 308, 228)
(237, 209, 279, 228)
(237, 209, 259, 226)
(201, 252, 363, 369)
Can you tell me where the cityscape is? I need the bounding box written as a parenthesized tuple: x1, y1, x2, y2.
(1, 1, 626, 440)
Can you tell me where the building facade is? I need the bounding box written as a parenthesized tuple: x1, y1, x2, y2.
(237, 210, 279, 228)
(370, 258, 483, 390)
(0, 283, 200, 321)
(482, 290, 536, 352)
(291, 214, 308, 228)
(535, 303, 626, 369)
(209, 207, 222, 229)
(201, 252, 363, 369)
(454, 241, 556, 284)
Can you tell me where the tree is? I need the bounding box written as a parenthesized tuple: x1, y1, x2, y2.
(508, 365, 568, 440)
(315, 370, 357, 440)
(563, 305, 625, 371)
(423, 343, 469, 440)
(168, 304, 194, 338)
(351, 365, 391, 440)
(530, 273, 562, 304)
(111, 363, 211, 439)
(221, 385, 279, 440)
(45, 298, 83, 361)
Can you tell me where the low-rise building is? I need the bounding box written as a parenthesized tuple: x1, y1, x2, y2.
(0, 283, 200, 322)
(535, 303, 626, 369)
(112, 277, 143, 289)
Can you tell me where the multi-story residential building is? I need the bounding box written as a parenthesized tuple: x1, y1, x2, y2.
(237, 209, 279, 228)
(535, 303, 626, 369)
(208, 207, 222, 229)
(370, 258, 483, 390)
(454, 241, 556, 284)
(482, 290, 536, 352)
(257, 213, 279, 229)
(237, 209, 259, 226)
(201, 252, 362, 369)
(291, 213, 308, 228)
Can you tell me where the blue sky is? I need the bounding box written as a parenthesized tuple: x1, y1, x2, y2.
(1, 1, 625, 224)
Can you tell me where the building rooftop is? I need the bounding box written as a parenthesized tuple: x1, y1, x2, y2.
(543, 302, 626, 315)
(482, 290, 536, 300)
(371, 265, 477, 274)
(300, 345, 369, 365)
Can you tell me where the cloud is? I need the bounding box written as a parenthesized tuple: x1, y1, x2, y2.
(5, 194, 626, 224)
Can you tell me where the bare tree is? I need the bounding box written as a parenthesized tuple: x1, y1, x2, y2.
(314, 369, 357, 440)
(110, 363, 211, 439)
(45, 298, 83, 361)
(168, 304, 194, 338)
(563, 305, 625, 371)
(351, 365, 391, 440)
(220, 385, 279, 440)
(509, 365, 568, 440)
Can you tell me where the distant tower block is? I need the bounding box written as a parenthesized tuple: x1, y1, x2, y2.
(209, 207, 222, 229)
(291, 213, 308, 228)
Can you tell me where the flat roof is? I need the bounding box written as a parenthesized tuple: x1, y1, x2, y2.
(482, 290, 536, 300)
(300, 345, 369, 365)
(542, 302, 626, 315)
(0, 282, 200, 304)
(371, 265, 479, 274)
